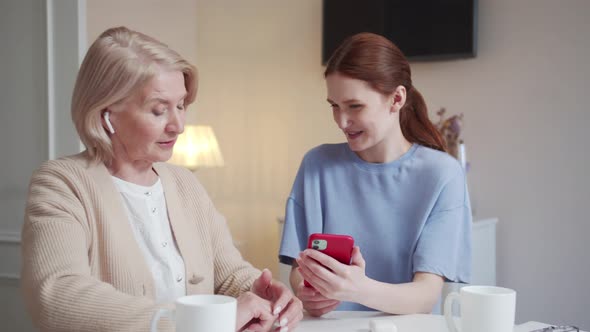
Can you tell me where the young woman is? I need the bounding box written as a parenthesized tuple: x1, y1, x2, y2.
(279, 32, 471, 316)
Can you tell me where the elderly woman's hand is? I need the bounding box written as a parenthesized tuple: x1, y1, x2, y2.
(236, 291, 276, 332)
(251, 269, 303, 331)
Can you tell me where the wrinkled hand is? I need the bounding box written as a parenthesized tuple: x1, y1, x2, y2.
(296, 246, 367, 303)
(295, 280, 340, 317)
(236, 292, 275, 331)
(251, 269, 303, 331)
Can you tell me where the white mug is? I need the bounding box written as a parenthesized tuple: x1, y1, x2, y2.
(151, 294, 237, 332)
(444, 285, 516, 332)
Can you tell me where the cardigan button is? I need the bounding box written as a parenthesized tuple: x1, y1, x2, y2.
(189, 275, 205, 285)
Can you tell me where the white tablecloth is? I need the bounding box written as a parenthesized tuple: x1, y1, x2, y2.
(295, 311, 569, 332)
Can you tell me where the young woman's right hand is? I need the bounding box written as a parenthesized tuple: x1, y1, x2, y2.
(235, 292, 275, 331)
(295, 281, 341, 317)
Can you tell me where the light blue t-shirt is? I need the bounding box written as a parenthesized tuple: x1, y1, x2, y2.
(279, 143, 472, 311)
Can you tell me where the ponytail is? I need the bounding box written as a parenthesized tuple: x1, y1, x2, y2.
(400, 87, 446, 152)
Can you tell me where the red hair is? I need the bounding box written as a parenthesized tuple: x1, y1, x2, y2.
(324, 33, 446, 152)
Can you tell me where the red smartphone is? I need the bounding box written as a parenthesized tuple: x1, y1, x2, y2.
(303, 233, 354, 287)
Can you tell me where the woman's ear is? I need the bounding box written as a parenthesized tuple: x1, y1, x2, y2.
(390, 85, 407, 113)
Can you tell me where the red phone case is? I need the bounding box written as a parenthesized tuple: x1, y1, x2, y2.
(303, 233, 354, 287)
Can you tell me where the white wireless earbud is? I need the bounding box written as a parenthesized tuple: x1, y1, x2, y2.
(103, 112, 115, 134)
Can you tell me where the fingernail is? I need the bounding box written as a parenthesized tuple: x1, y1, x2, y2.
(280, 318, 288, 327)
(273, 306, 282, 315)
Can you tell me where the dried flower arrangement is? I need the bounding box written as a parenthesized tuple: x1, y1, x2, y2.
(434, 107, 464, 160)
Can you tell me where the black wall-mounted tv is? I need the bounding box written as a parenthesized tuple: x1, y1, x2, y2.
(322, 0, 478, 64)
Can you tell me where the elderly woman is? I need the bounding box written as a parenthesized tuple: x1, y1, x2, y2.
(21, 26, 302, 332)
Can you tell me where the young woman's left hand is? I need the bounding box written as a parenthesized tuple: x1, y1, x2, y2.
(251, 268, 303, 331)
(296, 246, 367, 303)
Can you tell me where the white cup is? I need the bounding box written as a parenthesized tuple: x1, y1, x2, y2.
(444, 285, 516, 332)
(150, 294, 237, 332)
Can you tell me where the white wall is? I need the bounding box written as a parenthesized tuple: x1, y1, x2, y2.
(193, 0, 333, 273)
(0, 0, 48, 330)
(0, 0, 48, 242)
(0, 1, 85, 330)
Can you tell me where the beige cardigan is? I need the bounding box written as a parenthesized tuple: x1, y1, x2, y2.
(21, 152, 260, 331)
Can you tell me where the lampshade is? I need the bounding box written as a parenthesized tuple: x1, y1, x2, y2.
(169, 125, 224, 170)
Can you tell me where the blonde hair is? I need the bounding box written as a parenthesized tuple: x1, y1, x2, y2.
(71, 26, 198, 164)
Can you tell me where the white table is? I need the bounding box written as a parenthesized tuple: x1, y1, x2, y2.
(296, 311, 576, 332)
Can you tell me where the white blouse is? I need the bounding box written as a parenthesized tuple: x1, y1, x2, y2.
(112, 176, 186, 304)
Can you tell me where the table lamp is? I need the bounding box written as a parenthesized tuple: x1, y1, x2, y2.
(169, 125, 224, 170)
